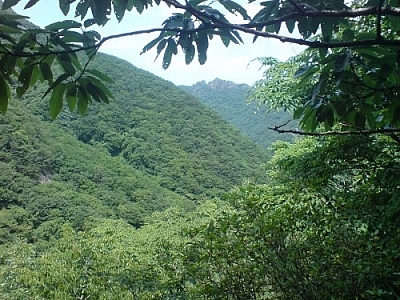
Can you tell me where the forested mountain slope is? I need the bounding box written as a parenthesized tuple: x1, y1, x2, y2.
(47, 54, 269, 197)
(180, 78, 294, 148)
(0, 100, 194, 246)
(0, 52, 269, 247)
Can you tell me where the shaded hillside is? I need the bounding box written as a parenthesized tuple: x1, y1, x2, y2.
(0, 100, 195, 247)
(26, 53, 268, 198)
(9, 53, 268, 196)
(0, 52, 270, 248)
(180, 79, 294, 148)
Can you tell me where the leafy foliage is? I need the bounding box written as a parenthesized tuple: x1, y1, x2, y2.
(2, 0, 400, 131)
(0, 52, 269, 248)
(0, 4, 113, 117)
(183, 135, 400, 299)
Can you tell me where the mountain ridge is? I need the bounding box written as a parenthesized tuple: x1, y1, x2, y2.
(180, 79, 294, 148)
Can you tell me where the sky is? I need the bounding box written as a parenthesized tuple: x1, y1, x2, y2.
(13, 0, 304, 86)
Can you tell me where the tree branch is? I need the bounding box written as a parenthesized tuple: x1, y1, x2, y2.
(268, 126, 400, 136)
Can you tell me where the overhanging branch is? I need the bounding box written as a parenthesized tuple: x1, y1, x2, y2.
(268, 126, 400, 136)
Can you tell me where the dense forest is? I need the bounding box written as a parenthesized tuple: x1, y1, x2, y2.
(1, 52, 399, 299)
(1, 1, 400, 297)
(180, 79, 294, 148)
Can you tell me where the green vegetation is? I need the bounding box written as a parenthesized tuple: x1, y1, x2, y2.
(0, 51, 268, 248)
(180, 78, 294, 148)
(2, 134, 399, 299)
(1, 1, 400, 299)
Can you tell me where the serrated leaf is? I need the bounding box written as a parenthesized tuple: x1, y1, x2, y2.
(0, 76, 10, 113)
(84, 79, 109, 103)
(39, 62, 53, 83)
(49, 83, 66, 119)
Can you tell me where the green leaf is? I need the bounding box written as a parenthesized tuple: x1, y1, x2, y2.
(185, 44, 195, 65)
(83, 79, 109, 103)
(42, 73, 70, 99)
(342, 29, 355, 41)
(0, 24, 22, 34)
(294, 64, 316, 78)
(354, 111, 366, 128)
(0, 76, 10, 113)
(30, 64, 40, 86)
(84, 18, 96, 28)
(219, 0, 250, 20)
(141, 36, 163, 54)
(2, 0, 21, 10)
(132, 0, 145, 14)
(334, 52, 350, 73)
(113, 0, 129, 22)
(77, 86, 89, 115)
(60, 31, 87, 43)
(285, 19, 295, 33)
(57, 53, 76, 76)
(59, 0, 70, 15)
(321, 20, 333, 41)
(17, 64, 33, 96)
(293, 107, 304, 120)
(49, 83, 66, 119)
(86, 69, 114, 83)
(45, 20, 82, 31)
(162, 38, 177, 69)
(86, 76, 113, 98)
(65, 83, 77, 111)
(196, 32, 208, 65)
(24, 0, 40, 9)
(76, 0, 90, 20)
(40, 62, 53, 82)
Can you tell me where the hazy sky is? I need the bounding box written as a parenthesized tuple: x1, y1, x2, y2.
(14, 0, 304, 86)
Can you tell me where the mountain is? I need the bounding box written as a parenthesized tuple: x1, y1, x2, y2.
(180, 78, 295, 148)
(0, 52, 269, 247)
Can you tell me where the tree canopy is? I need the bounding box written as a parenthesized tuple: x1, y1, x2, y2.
(1, 0, 400, 136)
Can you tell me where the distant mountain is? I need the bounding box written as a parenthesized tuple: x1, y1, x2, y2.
(180, 78, 294, 148)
